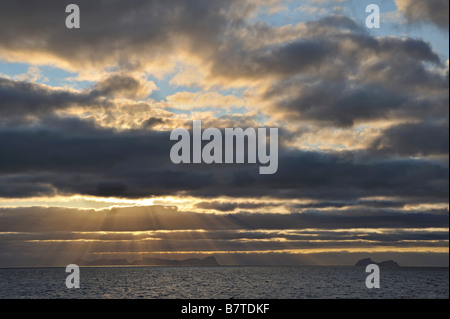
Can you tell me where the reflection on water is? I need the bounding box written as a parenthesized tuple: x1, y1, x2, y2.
(0, 266, 448, 299)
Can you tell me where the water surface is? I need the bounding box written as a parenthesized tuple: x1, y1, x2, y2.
(0, 266, 447, 299)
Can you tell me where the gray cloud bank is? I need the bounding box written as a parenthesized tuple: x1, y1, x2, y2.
(396, 0, 449, 29)
(0, 121, 447, 201)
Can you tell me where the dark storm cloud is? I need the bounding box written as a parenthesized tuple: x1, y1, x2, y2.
(0, 74, 151, 118)
(192, 149, 448, 201)
(371, 122, 449, 156)
(0, 121, 448, 200)
(0, 121, 167, 174)
(0, 0, 249, 71)
(258, 27, 447, 126)
(268, 81, 448, 127)
(204, 13, 450, 129)
(269, 83, 408, 127)
(210, 39, 333, 79)
(0, 77, 96, 117)
(91, 74, 152, 99)
(0, 118, 218, 198)
(212, 16, 443, 83)
(396, 0, 449, 30)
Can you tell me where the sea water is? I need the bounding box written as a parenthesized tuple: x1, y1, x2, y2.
(0, 266, 447, 299)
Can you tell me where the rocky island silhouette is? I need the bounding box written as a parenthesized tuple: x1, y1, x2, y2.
(355, 258, 400, 268)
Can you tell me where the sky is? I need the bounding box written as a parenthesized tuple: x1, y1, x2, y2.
(0, 0, 448, 267)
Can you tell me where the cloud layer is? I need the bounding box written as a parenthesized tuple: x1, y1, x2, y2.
(0, 0, 448, 267)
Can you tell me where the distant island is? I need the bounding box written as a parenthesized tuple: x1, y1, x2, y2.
(74, 256, 220, 267)
(355, 258, 400, 268)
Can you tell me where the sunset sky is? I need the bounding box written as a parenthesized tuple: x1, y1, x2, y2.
(0, 0, 448, 267)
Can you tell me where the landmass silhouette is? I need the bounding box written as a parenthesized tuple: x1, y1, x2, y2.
(355, 258, 400, 268)
(74, 256, 220, 267)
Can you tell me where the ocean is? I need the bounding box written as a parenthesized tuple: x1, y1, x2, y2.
(0, 266, 448, 299)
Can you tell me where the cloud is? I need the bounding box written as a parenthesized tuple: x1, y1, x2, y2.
(196, 201, 277, 212)
(2, 228, 447, 243)
(12, 66, 49, 83)
(0, 74, 155, 118)
(0, 77, 94, 117)
(0, 1, 448, 268)
(0, 7, 447, 203)
(1, 4, 447, 131)
(0, 205, 447, 266)
(0, 0, 252, 75)
(166, 91, 246, 110)
(396, 0, 449, 29)
(255, 28, 447, 127)
(0, 205, 447, 238)
(371, 121, 449, 156)
(92, 74, 156, 99)
(0, 119, 448, 201)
